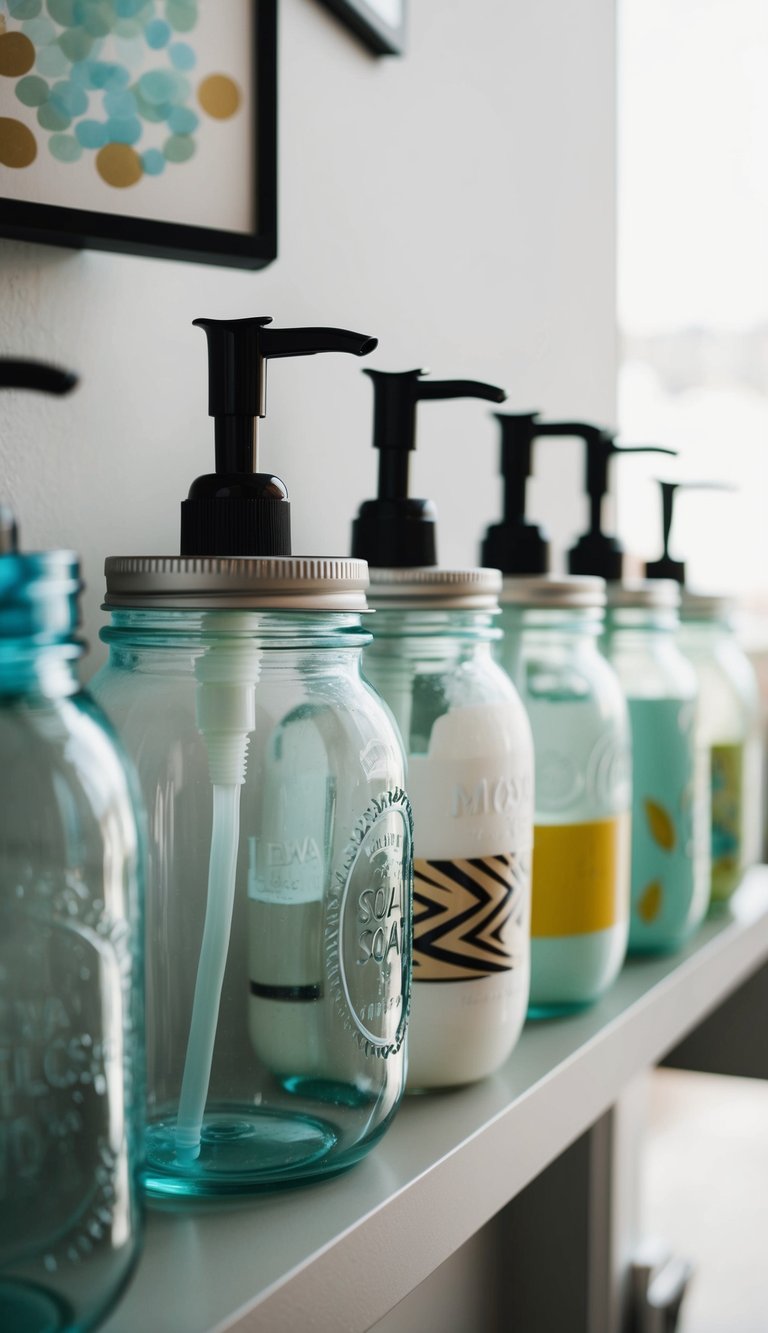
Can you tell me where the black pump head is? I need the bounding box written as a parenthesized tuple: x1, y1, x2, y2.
(182, 317, 377, 557)
(480, 412, 598, 575)
(351, 369, 506, 567)
(566, 428, 677, 580)
(645, 480, 735, 584)
(0, 357, 78, 554)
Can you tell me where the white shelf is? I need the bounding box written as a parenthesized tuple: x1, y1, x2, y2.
(103, 870, 768, 1333)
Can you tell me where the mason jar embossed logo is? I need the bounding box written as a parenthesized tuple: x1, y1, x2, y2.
(536, 749, 583, 811)
(0, 898, 133, 1269)
(537, 733, 630, 813)
(450, 771, 534, 841)
(585, 732, 631, 807)
(328, 790, 413, 1056)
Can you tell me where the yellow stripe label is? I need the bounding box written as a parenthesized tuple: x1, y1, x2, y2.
(531, 814, 630, 938)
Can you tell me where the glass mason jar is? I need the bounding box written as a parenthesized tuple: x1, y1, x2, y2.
(0, 550, 144, 1333)
(363, 568, 534, 1091)
(497, 578, 632, 1015)
(92, 557, 412, 1197)
(678, 592, 762, 905)
(603, 582, 709, 953)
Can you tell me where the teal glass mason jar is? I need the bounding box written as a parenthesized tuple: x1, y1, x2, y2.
(0, 548, 145, 1332)
(678, 593, 762, 906)
(603, 582, 709, 952)
(497, 578, 632, 1015)
(362, 568, 534, 1091)
(92, 557, 412, 1197)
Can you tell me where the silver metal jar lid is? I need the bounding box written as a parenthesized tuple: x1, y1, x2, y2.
(104, 556, 370, 611)
(606, 579, 681, 610)
(680, 589, 734, 621)
(499, 575, 606, 609)
(367, 566, 502, 610)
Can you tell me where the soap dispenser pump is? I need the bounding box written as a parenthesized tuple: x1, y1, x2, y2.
(351, 368, 506, 566)
(93, 317, 415, 1197)
(645, 479, 733, 584)
(353, 368, 536, 1092)
(184, 316, 377, 556)
(0, 361, 146, 1333)
(566, 427, 676, 580)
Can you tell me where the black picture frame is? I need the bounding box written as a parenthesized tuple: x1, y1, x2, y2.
(318, 0, 406, 56)
(0, 1, 277, 271)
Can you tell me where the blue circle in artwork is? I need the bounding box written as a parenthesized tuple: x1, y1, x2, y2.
(49, 132, 82, 163)
(167, 104, 197, 134)
(104, 88, 138, 118)
(117, 0, 146, 16)
(163, 133, 195, 164)
(84, 61, 131, 92)
(21, 16, 57, 44)
(76, 119, 108, 148)
(69, 61, 93, 88)
(142, 147, 166, 175)
(15, 75, 50, 107)
(35, 44, 69, 77)
(50, 80, 89, 118)
(169, 42, 196, 71)
(9, 0, 42, 18)
(138, 69, 179, 105)
(166, 0, 198, 35)
(145, 19, 171, 49)
(38, 101, 70, 131)
(103, 63, 132, 92)
(105, 115, 142, 145)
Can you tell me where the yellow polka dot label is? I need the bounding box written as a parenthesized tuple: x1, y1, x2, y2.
(626, 697, 708, 947)
(711, 742, 744, 902)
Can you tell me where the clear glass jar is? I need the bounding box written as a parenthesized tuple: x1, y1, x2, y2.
(0, 550, 144, 1332)
(363, 569, 534, 1091)
(603, 582, 709, 952)
(497, 577, 631, 1015)
(92, 557, 412, 1197)
(679, 593, 762, 905)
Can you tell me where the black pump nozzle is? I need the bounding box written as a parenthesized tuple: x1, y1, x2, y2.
(183, 317, 378, 557)
(645, 480, 735, 584)
(352, 369, 507, 567)
(566, 430, 677, 580)
(0, 357, 78, 554)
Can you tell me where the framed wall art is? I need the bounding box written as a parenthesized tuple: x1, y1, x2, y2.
(318, 0, 405, 56)
(0, 0, 277, 269)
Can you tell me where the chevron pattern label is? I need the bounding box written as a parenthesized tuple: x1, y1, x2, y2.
(413, 852, 528, 982)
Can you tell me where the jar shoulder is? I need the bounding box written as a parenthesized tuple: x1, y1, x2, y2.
(603, 638, 698, 700)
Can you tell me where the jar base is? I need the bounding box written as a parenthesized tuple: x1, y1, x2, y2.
(526, 999, 596, 1020)
(0, 1280, 70, 1333)
(144, 1105, 340, 1196)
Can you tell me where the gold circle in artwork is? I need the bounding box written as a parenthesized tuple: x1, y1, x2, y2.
(96, 143, 143, 188)
(0, 32, 36, 77)
(198, 74, 241, 120)
(0, 117, 37, 168)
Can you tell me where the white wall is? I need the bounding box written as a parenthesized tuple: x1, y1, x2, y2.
(0, 0, 617, 674)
